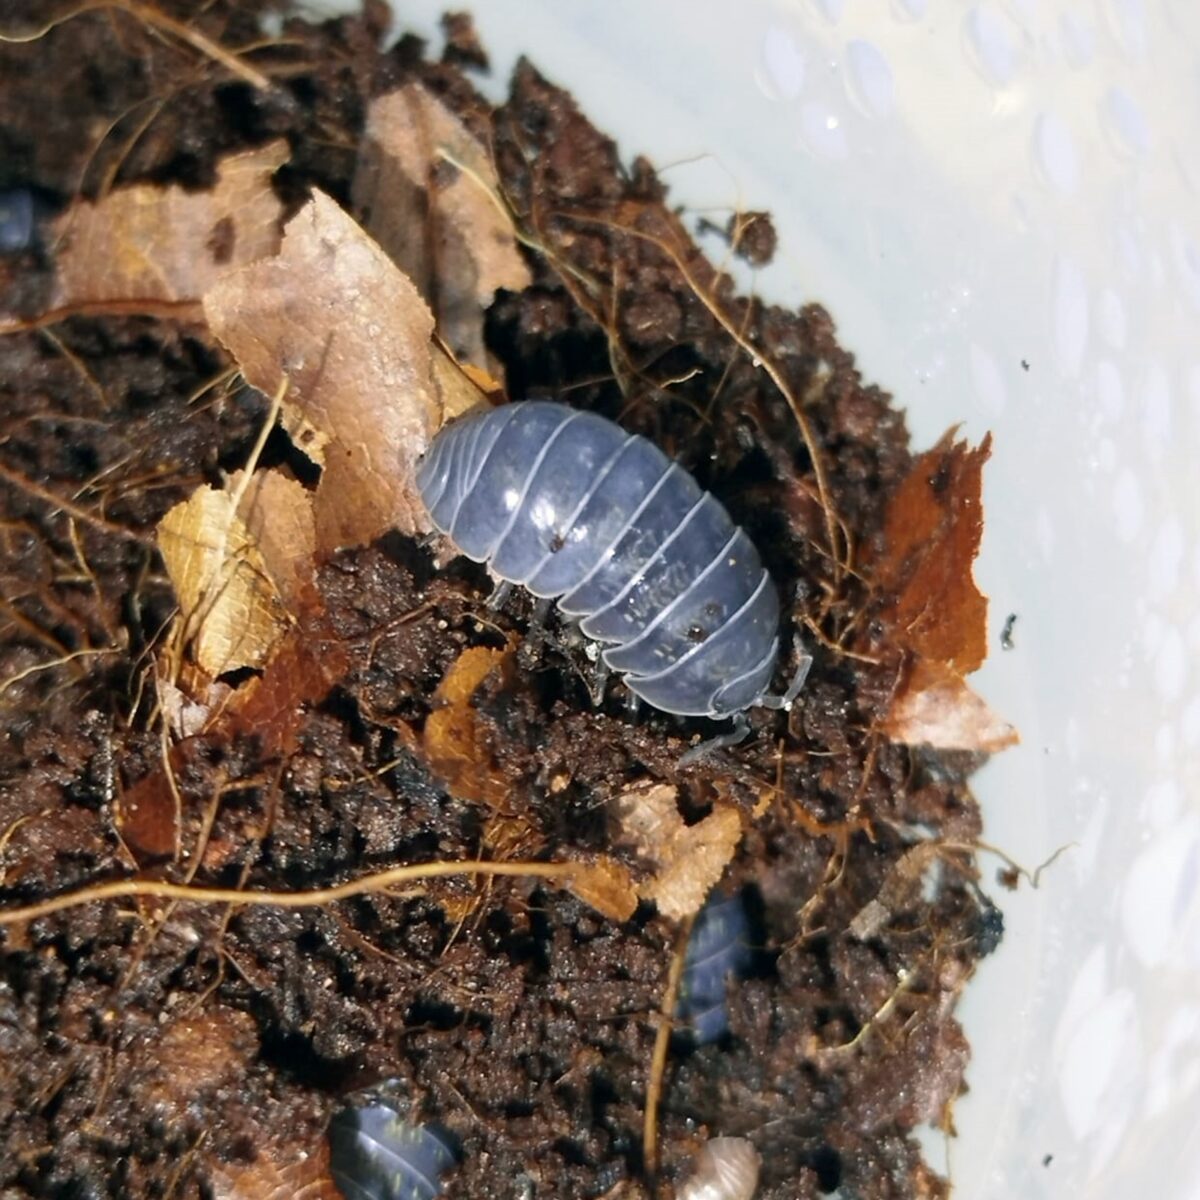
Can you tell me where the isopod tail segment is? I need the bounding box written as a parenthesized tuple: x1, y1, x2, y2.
(678, 641, 813, 766)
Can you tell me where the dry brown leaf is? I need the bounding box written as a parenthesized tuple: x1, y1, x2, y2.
(883, 659, 1019, 753)
(48, 141, 287, 310)
(353, 84, 531, 366)
(431, 345, 496, 422)
(204, 191, 462, 550)
(869, 430, 992, 675)
(228, 469, 318, 614)
(564, 857, 638, 923)
(218, 620, 349, 759)
(424, 644, 514, 808)
(209, 1139, 340, 1200)
(613, 782, 743, 920)
(157, 483, 293, 678)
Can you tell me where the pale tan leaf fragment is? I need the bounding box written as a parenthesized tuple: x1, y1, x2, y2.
(203, 192, 442, 549)
(564, 857, 638, 923)
(209, 1139, 340, 1200)
(228, 469, 318, 614)
(354, 84, 531, 366)
(50, 141, 288, 309)
(431, 343, 495, 422)
(883, 660, 1019, 753)
(614, 782, 743, 921)
(157, 485, 292, 677)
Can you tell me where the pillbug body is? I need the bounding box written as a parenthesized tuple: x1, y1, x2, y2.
(328, 1100, 456, 1200)
(677, 889, 751, 1043)
(417, 402, 808, 728)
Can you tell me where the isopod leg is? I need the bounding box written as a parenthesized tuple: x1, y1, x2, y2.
(486, 579, 514, 611)
(678, 714, 750, 766)
(587, 655, 610, 706)
(757, 646, 813, 710)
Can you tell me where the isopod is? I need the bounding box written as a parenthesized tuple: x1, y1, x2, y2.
(328, 1099, 456, 1200)
(0, 188, 34, 255)
(677, 889, 751, 1043)
(677, 1136, 762, 1200)
(416, 402, 809, 743)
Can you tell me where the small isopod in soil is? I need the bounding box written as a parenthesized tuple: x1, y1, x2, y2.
(416, 402, 810, 744)
(677, 889, 751, 1043)
(0, 188, 35, 254)
(328, 1099, 456, 1200)
(677, 1136, 762, 1200)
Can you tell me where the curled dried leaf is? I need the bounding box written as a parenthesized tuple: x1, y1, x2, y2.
(46, 141, 288, 312)
(613, 782, 743, 921)
(563, 856, 638, 923)
(869, 430, 992, 674)
(424, 644, 515, 808)
(157, 483, 294, 678)
(203, 192, 445, 550)
(354, 83, 531, 366)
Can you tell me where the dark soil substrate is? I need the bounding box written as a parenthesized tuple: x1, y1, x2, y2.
(0, 5, 1000, 1198)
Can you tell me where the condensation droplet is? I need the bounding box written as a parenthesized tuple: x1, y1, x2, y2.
(1113, 467, 1143, 543)
(1052, 256, 1088, 377)
(1102, 86, 1151, 157)
(1155, 625, 1187, 701)
(966, 5, 1019, 86)
(1149, 519, 1184, 600)
(800, 101, 849, 159)
(1096, 360, 1124, 421)
(1059, 12, 1095, 67)
(845, 39, 895, 118)
(1097, 288, 1127, 349)
(893, 0, 928, 18)
(761, 27, 805, 100)
(969, 343, 1007, 415)
(1105, 0, 1148, 61)
(1141, 363, 1172, 459)
(1034, 112, 1079, 195)
(814, 0, 846, 23)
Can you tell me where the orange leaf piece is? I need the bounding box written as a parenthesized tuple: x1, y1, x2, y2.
(424, 644, 515, 808)
(563, 856, 639, 923)
(871, 430, 992, 675)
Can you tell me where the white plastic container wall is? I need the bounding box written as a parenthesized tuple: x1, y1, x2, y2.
(299, 2, 1200, 1195)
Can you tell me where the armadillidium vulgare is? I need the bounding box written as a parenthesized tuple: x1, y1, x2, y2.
(0, 188, 35, 254)
(677, 889, 751, 1043)
(417, 402, 809, 741)
(677, 1136, 762, 1200)
(328, 1100, 456, 1200)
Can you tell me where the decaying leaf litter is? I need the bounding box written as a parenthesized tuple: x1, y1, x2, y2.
(0, 4, 1019, 1198)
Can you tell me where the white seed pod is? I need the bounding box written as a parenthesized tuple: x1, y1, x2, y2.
(677, 1136, 762, 1200)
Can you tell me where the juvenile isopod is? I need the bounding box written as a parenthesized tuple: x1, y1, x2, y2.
(328, 1099, 456, 1200)
(677, 1136, 762, 1200)
(0, 188, 35, 255)
(416, 402, 809, 746)
(676, 889, 751, 1044)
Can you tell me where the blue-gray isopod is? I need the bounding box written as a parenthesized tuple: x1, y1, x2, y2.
(328, 1100, 456, 1200)
(677, 889, 751, 1043)
(416, 401, 809, 730)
